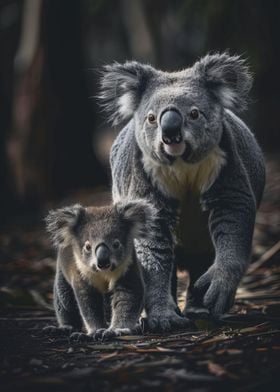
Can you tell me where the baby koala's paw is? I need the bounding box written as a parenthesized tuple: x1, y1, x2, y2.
(92, 328, 107, 341)
(43, 325, 75, 337)
(94, 327, 132, 341)
(69, 332, 93, 342)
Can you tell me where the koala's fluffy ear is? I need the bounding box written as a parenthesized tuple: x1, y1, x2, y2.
(194, 53, 252, 112)
(116, 199, 157, 239)
(98, 61, 154, 125)
(45, 204, 86, 248)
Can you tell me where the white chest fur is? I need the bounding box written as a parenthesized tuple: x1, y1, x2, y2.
(74, 253, 131, 293)
(143, 147, 226, 199)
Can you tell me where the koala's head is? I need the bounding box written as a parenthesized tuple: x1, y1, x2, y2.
(99, 53, 252, 164)
(46, 201, 155, 272)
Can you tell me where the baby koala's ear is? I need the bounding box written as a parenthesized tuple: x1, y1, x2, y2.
(193, 52, 252, 112)
(45, 204, 86, 248)
(116, 199, 157, 239)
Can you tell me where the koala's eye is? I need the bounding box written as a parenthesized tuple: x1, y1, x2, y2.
(189, 108, 200, 120)
(84, 241, 92, 253)
(112, 239, 121, 250)
(147, 112, 157, 125)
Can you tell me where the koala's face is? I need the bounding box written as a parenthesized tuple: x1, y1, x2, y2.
(134, 73, 224, 164)
(46, 201, 155, 272)
(99, 54, 252, 164)
(74, 206, 136, 272)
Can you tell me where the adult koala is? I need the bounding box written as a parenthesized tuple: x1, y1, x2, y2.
(99, 53, 265, 331)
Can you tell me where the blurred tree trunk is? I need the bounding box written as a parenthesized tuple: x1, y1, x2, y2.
(120, 0, 156, 64)
(7, 0, 43, 200)
(2, 0, 106, 219)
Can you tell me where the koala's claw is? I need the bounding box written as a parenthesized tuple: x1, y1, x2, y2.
(43, 325, 75, 337)
(93, 328, 107, 341)
(145, 312, 193, 333)
(94, 328, 132, 341)
(193, 266, 237, 317)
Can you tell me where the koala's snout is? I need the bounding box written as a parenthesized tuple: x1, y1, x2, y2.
(95, 243, 111, 270)
(160, 109, 187, 157)
(160, 109, 183, 145)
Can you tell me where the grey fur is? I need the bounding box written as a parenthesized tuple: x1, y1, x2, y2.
(46, 201, 156, 340)
(98, 53, 265, 329)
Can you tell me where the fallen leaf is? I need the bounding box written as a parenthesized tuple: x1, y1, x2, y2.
(97, 351, 119, 362)
(239, 323, 269, 334)
(207, 361, 227, 377)
(216, 348, 242, 355)
(156, 347, 174, 352)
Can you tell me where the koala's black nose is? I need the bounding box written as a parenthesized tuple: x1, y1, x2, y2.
(95, 244, 111, 269)
(160, 109, 183, 144)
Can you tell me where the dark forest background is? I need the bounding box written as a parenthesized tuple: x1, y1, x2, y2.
(0, 0, 279, 224)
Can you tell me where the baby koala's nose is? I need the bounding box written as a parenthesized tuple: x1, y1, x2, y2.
(95, 244, 111, 270)
(160, 109, 183, 145)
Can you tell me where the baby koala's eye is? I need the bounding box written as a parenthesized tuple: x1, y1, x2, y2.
(84, 241, 92, 253)
(189, 108, 200, 120)
(147, 112, 157, 125)
(112, 239, 121, 250)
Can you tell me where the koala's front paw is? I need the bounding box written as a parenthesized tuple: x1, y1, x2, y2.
(94, 328, 132, 341)
(193, 265, 238, 318)
(43, 325, 75, 337)
(146, 303, 193, 333)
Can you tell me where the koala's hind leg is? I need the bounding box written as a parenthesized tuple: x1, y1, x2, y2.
(44, 269, 83, 336)
(54, 269, 83, 330)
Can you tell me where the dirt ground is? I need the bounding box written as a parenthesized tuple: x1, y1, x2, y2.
(1, 156, 280, 392)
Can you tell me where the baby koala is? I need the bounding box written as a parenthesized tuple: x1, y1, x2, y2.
(45, 200, 155, 341)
